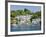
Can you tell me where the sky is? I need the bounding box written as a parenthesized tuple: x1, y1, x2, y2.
(10, 5, 41, 12)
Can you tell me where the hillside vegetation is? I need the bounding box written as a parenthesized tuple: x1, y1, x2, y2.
(11, 8, 41, 24)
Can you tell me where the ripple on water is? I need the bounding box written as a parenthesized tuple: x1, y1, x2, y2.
(11, 22, 41, 32)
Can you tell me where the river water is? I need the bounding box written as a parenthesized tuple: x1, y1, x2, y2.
(11, 22, 41, 32)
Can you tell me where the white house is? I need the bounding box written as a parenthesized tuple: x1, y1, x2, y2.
(32, 18, 41, 24)
(15, 15, 32, 24)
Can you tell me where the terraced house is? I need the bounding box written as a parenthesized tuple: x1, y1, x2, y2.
(15, 15, 32, 25)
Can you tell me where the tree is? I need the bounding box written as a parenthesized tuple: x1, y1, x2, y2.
(24, 8, 32, 15)
(11, 11, 16, 17)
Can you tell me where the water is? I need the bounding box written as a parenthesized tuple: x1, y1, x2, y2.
(11, 22, 41, 32)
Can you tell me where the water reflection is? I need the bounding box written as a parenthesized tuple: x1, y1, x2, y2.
(11, 22, 41, 32)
